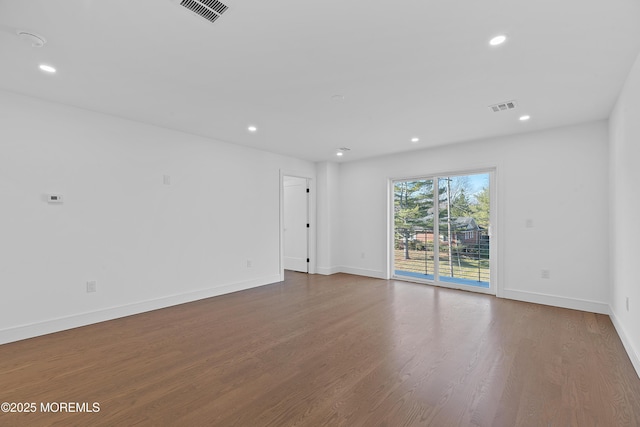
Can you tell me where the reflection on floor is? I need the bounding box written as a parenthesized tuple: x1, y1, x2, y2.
(395, 269, 490, 288)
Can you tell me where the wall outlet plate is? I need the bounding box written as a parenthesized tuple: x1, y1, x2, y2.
(86, 281, 97, 293)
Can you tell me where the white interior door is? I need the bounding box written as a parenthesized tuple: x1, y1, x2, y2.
(283, 176, 308, 272)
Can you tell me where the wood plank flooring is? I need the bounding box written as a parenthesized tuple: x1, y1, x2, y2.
(1, 272, 639, 426)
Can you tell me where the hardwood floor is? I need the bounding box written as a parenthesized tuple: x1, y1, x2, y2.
(1, 272, 639, 426)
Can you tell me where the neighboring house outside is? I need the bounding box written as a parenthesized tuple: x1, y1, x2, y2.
(398, 217, 485, 249)
(452, 217, 482, 246)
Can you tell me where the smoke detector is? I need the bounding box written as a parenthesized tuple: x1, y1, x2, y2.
(489, 100, 517, 113)
(16, 31, 47, 48)
(172, 0, 230, 24)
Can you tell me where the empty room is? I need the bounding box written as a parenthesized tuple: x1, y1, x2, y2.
(1, 0, 640, 426)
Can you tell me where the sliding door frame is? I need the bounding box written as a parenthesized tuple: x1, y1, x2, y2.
(388, 167, 498, 296)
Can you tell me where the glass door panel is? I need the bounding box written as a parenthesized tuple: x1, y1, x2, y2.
(393, 179, 435, 280)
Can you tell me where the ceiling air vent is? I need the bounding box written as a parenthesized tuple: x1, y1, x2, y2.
(489, 100, 517, 113)
(175, 0, 229, 24)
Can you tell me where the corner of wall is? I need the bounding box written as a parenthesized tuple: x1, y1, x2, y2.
(607, 48, 640, 380)
(609, 305, 640, 378)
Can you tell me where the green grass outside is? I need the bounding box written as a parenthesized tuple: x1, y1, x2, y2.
(394, 249, 489, 282)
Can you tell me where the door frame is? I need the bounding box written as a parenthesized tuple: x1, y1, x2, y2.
(388, 167, 499, 296)
(280, 170, 316, 280)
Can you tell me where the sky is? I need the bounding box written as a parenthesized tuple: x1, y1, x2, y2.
(448, 172, 489, 197)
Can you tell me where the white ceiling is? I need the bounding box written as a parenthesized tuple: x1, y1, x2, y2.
(1, 0, 639, 162)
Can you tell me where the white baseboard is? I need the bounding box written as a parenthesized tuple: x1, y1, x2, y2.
(316, 266, 341, 275)
(609, 306, 640, 379)
(501, 289, 609, 314)
(338, 266, 386, 279)
(0, 275, 281, 346)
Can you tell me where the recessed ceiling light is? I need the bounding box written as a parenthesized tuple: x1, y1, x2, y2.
(39, 64, 56, 73)
(336, 147, 351, 157)
(247, 125, 257, 132)
(411, 137, 420, 143)
(331, 95, 345, 101)
(519, 115, 531, 121)
(489, 35, 507, 46)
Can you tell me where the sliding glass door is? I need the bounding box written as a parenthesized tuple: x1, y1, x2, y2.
(394, 178, 436, 279)
(393, 171, 493, 293)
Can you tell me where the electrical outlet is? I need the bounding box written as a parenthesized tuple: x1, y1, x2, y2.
(163, 175, 171, 185)
(86, 280, 97, 293)
(541, 269, 550, 279)
(361, 252, 365, 259)
(526, 219, 534, 228)
(626, 297, 630, 312)
(246, 259, 252, 268)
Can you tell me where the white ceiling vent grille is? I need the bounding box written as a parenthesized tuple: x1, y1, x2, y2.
(489, 100, 517, 113)
(177, 0, 229, 24)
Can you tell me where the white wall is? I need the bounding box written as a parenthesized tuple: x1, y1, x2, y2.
(336, 121, 610, 313)
(0, 90, 315, 344)
(609, 51, 640, 375)
(316, 161, 340, 275)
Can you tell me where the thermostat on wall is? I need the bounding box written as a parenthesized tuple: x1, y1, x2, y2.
(47, 194, 63, 203)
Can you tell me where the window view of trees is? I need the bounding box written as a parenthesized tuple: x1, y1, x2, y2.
(394, 179, 436, 260)
(394, 173, 490, 287)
